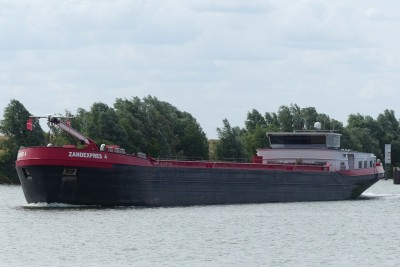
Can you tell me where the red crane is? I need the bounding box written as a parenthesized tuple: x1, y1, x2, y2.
(29, 115, 99, 151)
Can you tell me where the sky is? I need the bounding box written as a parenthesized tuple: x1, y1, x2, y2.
(0, 0, 399, 138)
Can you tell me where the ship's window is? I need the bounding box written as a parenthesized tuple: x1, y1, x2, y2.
(370, 161, 373, 167)
(358, 161, 362, 168)
(270, 135, 326, 145)
(364, 161, 367, 168)
(63, 168, 77, 176)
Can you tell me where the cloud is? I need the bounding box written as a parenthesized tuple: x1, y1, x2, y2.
(190, 0, 272, 14)
(1, 0, 400, 138)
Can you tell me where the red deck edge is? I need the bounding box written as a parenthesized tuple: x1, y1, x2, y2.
(152, 160, 330, 172)
(16, 147, 380, 175)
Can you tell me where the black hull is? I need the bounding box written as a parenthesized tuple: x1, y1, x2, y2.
(16, 164, 380, 206)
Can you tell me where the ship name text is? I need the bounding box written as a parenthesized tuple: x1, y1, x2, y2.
(69, 152, 104, 159)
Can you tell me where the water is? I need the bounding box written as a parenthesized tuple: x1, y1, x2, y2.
(1, 180, 400, 267)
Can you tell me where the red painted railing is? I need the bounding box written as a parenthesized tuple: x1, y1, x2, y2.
(151, 159, 330, 172)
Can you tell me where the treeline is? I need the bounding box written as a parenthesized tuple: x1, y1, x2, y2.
(0, 99, 399, 184)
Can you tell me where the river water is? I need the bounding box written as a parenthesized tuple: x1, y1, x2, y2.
(1, 180, 400, 267)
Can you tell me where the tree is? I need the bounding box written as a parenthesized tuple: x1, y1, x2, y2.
(83, 102, 128, 147)
(345, 127, 381, 157)
(114, 97, 147, 153)
(277, 105, 293, 131)
(243, 125, 277, 158)
(245, 109, 266, 132)
(315, 113, 334, 131)
(114, 96, 209, 158)
(215, 119, 246, 161)
(0, 100, 45, 183)
(0, 100, 45, 148)
(174, 112, 209, 159)
(243, 109, 274, 157)
(376, 110, 399, 146)
(301, 107, 318, 130)
(376, 110, 400, 167)
(345, 113, 385, 159)
(265, 112, 280, 129)
(290, 104, 303, 130)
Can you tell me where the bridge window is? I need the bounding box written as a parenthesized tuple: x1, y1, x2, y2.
(269, 135, 326, 145)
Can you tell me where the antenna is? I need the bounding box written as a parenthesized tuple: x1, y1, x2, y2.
(314, 122, 322, 131)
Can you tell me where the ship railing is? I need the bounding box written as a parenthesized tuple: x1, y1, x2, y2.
(106, 147, 126, 154)
(154, 155, 251, 163)
(151, 159, 330, 172)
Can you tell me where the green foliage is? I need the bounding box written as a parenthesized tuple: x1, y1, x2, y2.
(208, 139, 218, 160)
(290, 104, 303, 130)
(376, 110, 399, 146)
(84, 102, 128, 146)
(215, 119, 246, 161)
(0, 100, 45, 183)
(301, 107, 318, 130)
(114, 97, 146, 153)
(344, 110, 400, 166)
(344, 127, 381, 157)
(174, 112, 209, 159)
(243, 109, 279, 157)
(265, 112, 280, 129)
(243, 125, 270, 157)
(114, 96, 209, 159)
(245, 109, 266, 132)
(277, 105, 293, 131)
(0, 100, 45, 148)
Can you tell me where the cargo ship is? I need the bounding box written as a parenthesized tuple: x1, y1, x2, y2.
(16, 116, 384, 206)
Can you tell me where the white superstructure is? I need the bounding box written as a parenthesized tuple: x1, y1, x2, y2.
(257, 131, 378, 172)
